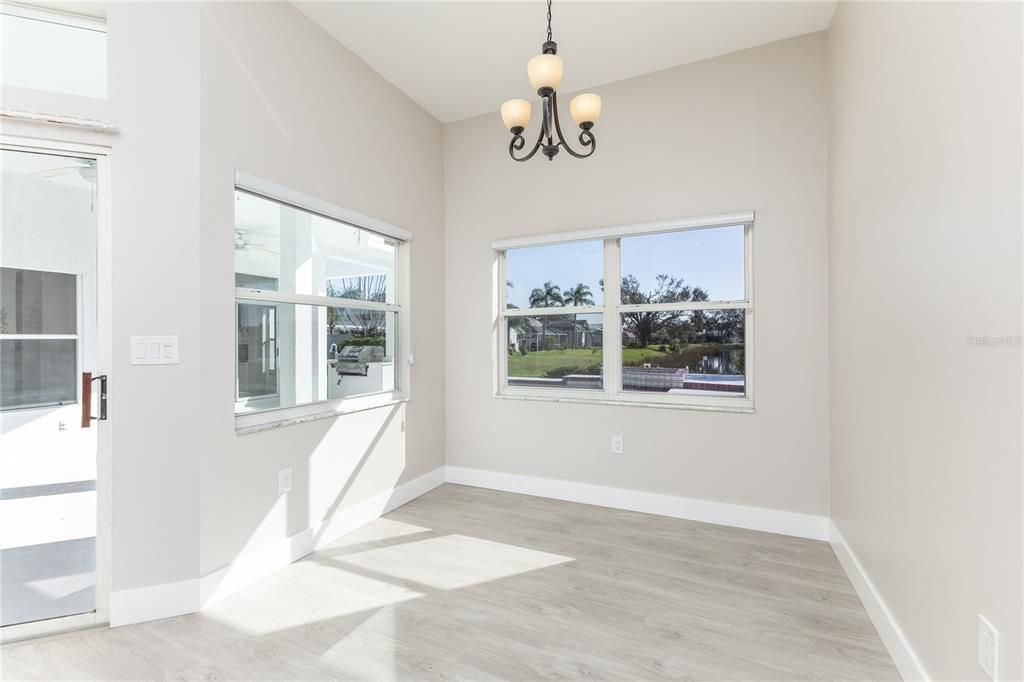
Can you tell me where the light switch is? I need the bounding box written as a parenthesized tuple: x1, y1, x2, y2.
(130, 336, 180, 365)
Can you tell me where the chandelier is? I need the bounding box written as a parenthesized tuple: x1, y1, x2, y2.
(500, 0, 602, 162)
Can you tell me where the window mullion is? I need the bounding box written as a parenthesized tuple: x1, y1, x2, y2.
(617, 300, 748, 313)
(235, 288, 399, 312)
(603, 237, 621, 400)
(502, 306, 605, 318)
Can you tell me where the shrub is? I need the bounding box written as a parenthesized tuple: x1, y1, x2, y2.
(348, 336, 385, 347)
(543, 363, 601, 378)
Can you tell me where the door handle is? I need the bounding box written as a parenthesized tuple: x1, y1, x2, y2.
(81, 372, 108, 428)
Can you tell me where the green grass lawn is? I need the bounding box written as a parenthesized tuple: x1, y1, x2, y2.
(507, 346, 669, 377)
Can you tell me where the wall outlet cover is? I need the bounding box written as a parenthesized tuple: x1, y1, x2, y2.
(978, 614, 999, 681)
(278, 468, 293, 495)
(611, 434, 624, 455)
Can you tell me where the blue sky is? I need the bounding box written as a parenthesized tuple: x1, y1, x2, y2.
(506, 225, 744, 308)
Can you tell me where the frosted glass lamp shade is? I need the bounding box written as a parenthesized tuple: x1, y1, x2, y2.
(527, 53, 563, 92)
(570, 93, 602, 127)
(500, 99, 531, 131)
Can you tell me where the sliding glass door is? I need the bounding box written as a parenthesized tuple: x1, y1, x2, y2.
(0, 147, 101, 634)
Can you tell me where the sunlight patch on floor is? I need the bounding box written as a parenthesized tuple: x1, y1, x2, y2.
(323, 518, 435, 552)
(22, 571, 94, 600)
(335, 534, 574, 590)
(0, 492, 96, 549)
(205, 563, 424, 636)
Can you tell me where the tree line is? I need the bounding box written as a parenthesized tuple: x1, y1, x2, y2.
(509, 275, 743, 348)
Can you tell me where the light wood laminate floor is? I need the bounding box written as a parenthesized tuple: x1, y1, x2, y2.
(1, 484, 898, 680)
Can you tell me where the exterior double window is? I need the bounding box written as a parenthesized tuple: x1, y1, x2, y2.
(495, 214, 753, 411)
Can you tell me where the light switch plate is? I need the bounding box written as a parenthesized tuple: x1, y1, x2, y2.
(131, 336, 179, 365)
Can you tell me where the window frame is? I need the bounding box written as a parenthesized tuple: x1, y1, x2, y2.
(0, 267, 83, 412)
(1, 2, 108, 98)
(1, 3, 106, 34)
(494, 212, 754, 413)
(232, 173, 412, 433)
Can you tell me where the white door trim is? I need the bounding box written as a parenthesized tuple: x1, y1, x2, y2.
(0, 135, 113, 642)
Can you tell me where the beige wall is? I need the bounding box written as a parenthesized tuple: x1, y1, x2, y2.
(197, 2, 446, 576)
(828, 2, 1023, 679)
(443, 33, 830, 516)
(107, 3, 204, 591)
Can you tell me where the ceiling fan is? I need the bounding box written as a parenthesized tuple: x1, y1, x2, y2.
(234, 228, 279, 256)
(30, 160, 96, 184)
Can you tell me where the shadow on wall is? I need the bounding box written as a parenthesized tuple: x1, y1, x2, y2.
(201, 403, 409, 602)
(311, 404, 403, 548)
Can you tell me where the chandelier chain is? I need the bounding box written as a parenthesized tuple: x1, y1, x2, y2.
(546, 0, 552, 42)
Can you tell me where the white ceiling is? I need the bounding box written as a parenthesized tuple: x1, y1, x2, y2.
(294, 1, 837, 124)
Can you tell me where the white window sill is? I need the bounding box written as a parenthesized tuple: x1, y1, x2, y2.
(494, 391, 755, 414)
(235, 392, 407, 435)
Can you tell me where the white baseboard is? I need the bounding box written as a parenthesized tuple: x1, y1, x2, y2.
(110, 466, 445, 627)
(829, 520, 929, 681)
(109, 578, 199, 627)
(445, 465, 829, 541)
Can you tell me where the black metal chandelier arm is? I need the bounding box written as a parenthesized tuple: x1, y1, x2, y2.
(550, 92, 597, 159)
(575, 129, 596, 154)
(509, 126, 545, 162)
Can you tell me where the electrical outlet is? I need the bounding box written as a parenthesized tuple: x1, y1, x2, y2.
(978, 614, 999, 680)
(278, 468, 293, 495)
(610, 434, 624, 454)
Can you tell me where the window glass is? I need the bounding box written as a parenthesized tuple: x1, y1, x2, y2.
(234, 190, 397, 303)
(235, 273, 279, 292)
(236, 301, 396, 413)
(498, 222, 751, 408)
(505, 240, 603, 309)
(620, 310, 745, 396)
(506, 313, 603, 390)
(0, 339, 77, 410)
(237, 303, 277, 399)
(620, 225, 745, 303)
(0, 268, 76, 334)
(0, 11, 106, 98)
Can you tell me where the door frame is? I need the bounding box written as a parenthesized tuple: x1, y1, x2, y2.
(0, 135, 113, 642)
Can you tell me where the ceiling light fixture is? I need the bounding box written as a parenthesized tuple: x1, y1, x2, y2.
(501, 0, 601, 162)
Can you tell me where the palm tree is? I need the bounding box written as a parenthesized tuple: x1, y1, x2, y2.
(528, 281, 563, 351)
(528, 281, 563, 308)
(562, 283, 594, 307)
(560, 283, 595, 348)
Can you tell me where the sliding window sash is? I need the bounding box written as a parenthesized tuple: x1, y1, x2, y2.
(235, 288, 400, 313)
